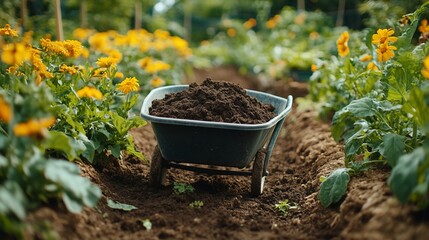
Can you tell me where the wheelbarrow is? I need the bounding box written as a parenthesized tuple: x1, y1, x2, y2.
(140, 85, 293, 196)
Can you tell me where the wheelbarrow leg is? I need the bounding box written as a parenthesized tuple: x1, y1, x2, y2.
(250, 150, 266, 197)
(149, 145, 167, 188)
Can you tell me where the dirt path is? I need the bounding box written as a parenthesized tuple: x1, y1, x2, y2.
(25, 67, 429, 240)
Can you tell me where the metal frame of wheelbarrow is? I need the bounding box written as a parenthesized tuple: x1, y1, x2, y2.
(140, 85, 293, 197)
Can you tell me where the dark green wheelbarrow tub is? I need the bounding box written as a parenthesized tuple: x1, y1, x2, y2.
(140, 85, 293, 196)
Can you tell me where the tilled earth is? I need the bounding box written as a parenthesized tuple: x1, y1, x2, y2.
(25, 67, 429, 240)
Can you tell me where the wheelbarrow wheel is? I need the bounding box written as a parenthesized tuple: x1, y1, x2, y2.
(149, 145, 167, 188)
(250, 150, 266, 197)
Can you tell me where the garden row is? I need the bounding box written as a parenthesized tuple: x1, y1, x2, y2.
(193, 3, 429, 209)
(0, 24, 192, 238)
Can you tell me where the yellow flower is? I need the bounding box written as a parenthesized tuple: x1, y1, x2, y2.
(76, 86, 103, 100)
(419, 19, 429, 34)
(227, 28, 236, 37)
(138, 57, 153, 68)
(59, 64, 79, 75)
(266, 15, 281, 29)
(421, 56, 429, 79)
(337, 31, 350, 57)
(294, 12, 306, 25)
(13, 117, 56, 137)
(1, 43, 31, 65)
(107, 49, 122, 62)
(96, 57, 118, 68)
(309, 31, 319, 40)
(243, 18, 257, 29)
(88, 33, 110, 52)
(171, 36, 192, 57)
(91, 68, 107, 78)
(144, 60, 171, 74)
(73, 28, 93, 41)
(0, 24, 19, 37)
(62, 40, 83, 58)
(154, 29, 170, 39)
(311, 64, 318, 72)
(376, 43, 397, 62)
(6, 65, 21, 75)
(367, 62, 379, 71)
(115, 71, 124, 79)
(360, 54, 372, 62)
(0, 96, 12, 123)
(117, 77, 140, 94)
(372, 29, 398, 45)
(41, 39, 83, 57)
(150, 76, 166, 88)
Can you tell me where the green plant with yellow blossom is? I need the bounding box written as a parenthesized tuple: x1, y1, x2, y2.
(72, 28, 192, 98)
(37, 41, 146, 163)
(311, 3, 429, 209)
(0, 24, 101, 238)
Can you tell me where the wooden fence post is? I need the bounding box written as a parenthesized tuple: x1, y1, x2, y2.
(54, 0, 64, 40)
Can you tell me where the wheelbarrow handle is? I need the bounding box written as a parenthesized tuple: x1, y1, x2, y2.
(263, 95, 293, 175)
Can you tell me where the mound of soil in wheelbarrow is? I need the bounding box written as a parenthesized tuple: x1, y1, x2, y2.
(149, 78, 276, 124)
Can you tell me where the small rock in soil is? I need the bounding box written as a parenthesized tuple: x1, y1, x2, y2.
(149, 78, 276, 124)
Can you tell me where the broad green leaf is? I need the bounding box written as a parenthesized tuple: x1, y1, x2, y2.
(107, 198, 137, 211)
(344, 97, 377, 118)
(108, 144, 121, 158)
(0, 181, 27, 219)
(344, 120, 369, 157)
(389, 148, 424, 203)
(77, 134, 95, 163)
(404, 87, 429, 130)
(44, 160, 102, 213)
(43, 131, 84, 161)
(378, 133, 406, 167)
(318, 168, 350, 207)
(331, 109, 348, 141)
(396, 14, 419, 49)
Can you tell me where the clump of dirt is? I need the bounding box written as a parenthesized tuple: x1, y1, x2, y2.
(149, 78, 276, 124)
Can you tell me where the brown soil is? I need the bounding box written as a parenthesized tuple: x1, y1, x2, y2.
(149, 79, 275, 124)
(24, 67, 429, 240)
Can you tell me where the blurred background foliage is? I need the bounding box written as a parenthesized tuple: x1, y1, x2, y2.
(1, 0, 428, 46)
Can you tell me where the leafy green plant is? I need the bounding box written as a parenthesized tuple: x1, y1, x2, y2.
(173, 182, 195, 195)
(313, 3, 429, 208)
(189, 200, 204, 208)
(0, 29, 102, 237)
(139, 219, 152, 231)
(274, 199, 298, 215)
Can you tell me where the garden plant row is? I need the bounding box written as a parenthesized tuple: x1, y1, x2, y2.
(0, 25, 192, 238)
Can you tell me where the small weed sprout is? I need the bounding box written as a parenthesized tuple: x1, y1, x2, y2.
(173, 182, 195, 195)
(274, 199, 298, 215)
(189, 200, 204, 208)
(139, 219, 152, 231)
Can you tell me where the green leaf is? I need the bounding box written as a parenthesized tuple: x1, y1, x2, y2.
(108, 144, 121, 158)
(0, 181, 27, 219)
(77, 134, 95, 163)
(43, 131, 85, 161)
(396, 15, 419, 49)
(378, 133, 406, 167)
(344, 97, 378, 118)
(139, 219, 152, 231)
(404, 87, 429, 130)
(107, 198, 137, 211)
(44, 160, 102, 213)
(389, 148, 424, 204)
(344, 120, 370, 157)
(318, 168, 350, 208)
